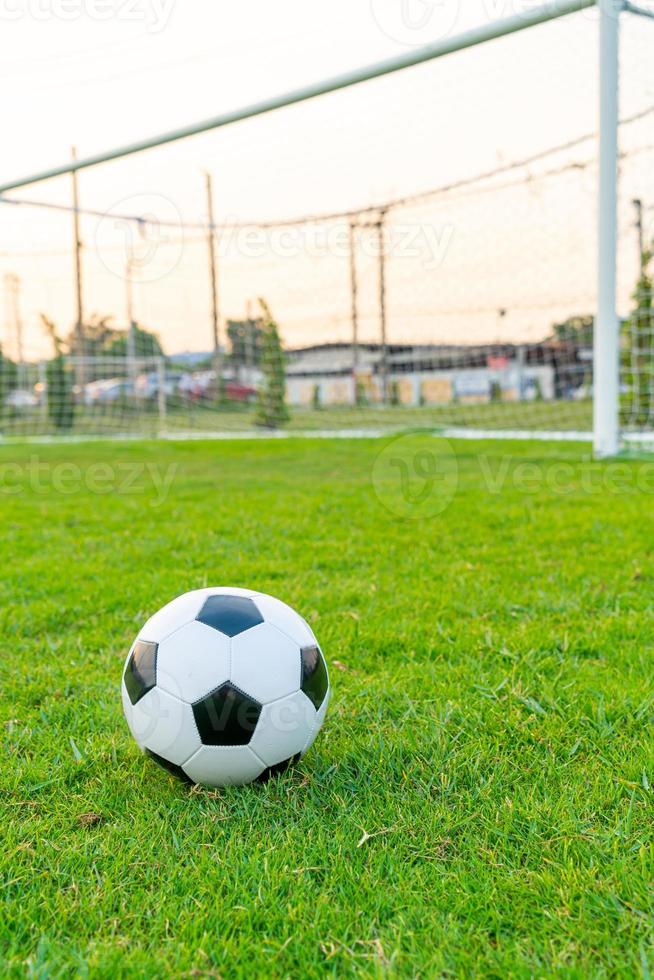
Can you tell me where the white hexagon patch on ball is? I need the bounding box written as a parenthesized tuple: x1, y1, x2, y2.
(121, 588, 330, 787)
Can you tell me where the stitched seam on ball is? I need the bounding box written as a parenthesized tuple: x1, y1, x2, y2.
(191, 678, 261, 707)
(141, 604, 202, 646)
(249, 746, 267, 769)
(265, 618, 310, 649)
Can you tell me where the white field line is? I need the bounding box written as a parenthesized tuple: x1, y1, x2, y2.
(0, 427, 599, 446)
(0, 428, 391, 445)
(440, 428, 593, 443)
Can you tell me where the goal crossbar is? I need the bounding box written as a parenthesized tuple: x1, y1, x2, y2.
(0, 0, 595, 194)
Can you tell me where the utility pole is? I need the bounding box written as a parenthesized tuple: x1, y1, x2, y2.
(205, 172, 223, 393)
(71, 146, 85, 388)
(4, 273, 24, 386)
(633, 198, 645, 270)
(376, 211, 388, 404)
(245, 298, 255, 380)
(125, 253, 138, 391)
(349, 220, 359, 405)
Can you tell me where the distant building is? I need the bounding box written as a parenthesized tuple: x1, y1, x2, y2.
(284, 341, 582, 407)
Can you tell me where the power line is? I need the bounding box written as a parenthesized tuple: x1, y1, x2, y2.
(2, 104, 653, 239)
(3, 138, 653, 264)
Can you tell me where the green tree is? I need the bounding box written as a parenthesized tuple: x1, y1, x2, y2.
(312, 384, 322, 410)
(490, 381, 502, 403)
(552, 315, 594, 346)
(227, 318, 264, 369)
(254, 300, 289, 429)
(64, 316, 163, 381)
(67, 313, 115, 360)
(41, 315, 75, 430)
(0, 348, 17, 423)
(104, 324, 164, 360)
(621, 250, 654, 428)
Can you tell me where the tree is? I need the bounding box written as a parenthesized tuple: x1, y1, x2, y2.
(104, 324, 164, 360)
(0, 348, 17, 422)
(552, 315, 594, 346)
(67, 313, 115, 360)
(312, 384, 322, 410)
(621, 250, 654, 428)
(254, 300, 289, 429)
(490, 381, 502, 403)
(41, 315, 75, 430)
(227, 318, 264, 370)
(64, 315, 163, 380)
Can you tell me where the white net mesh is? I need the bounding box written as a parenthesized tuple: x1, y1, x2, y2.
(0, 7, 652, 439)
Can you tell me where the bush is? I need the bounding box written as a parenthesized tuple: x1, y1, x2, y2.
(621, 252, 653, 428)
(41, 315, 75, 430)
(0, 349, 16, 425)
(355, 379, 368, 407)
(46, 355, 75, 430)
(254, 300, 290, 429)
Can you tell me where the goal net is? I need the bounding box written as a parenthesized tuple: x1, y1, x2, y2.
(0, 4, 652, 442)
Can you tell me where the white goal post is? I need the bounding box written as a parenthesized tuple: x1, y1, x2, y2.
(594, 0, 620, 457)
(0, 0, 650, 453)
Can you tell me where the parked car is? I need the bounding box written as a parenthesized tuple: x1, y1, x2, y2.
(225, 381, 257, 403)
(84, 378, 134, 406)
(5, 388, 39, 410)
(135, 371, 184, 400)
(193, 373, 257, 404)
(178, 370, 216, 401)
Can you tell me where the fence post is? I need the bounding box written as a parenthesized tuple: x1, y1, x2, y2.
(593, 0, 621, 457)
(156, 357, 166, 434)
(39, 360, 48, 422)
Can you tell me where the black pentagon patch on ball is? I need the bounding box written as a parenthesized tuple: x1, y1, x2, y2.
(193, 683, 262, 746)
(300, 646, 328, 710)
(256, 752, 301, 784)
(145, 749, 194, 784)
(196, 594, 263, 637)
(124, 640, 158, 705)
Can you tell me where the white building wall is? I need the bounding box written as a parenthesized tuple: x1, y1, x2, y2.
(286, 362, 556, 407)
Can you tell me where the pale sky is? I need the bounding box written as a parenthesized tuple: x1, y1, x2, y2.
(1, 0, 653, 359)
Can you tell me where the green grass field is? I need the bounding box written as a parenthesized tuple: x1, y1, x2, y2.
(1, 396, 593, 438)
(3, 435, 654, 977)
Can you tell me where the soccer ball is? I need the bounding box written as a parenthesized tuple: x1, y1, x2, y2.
(121, 587, 330, 787)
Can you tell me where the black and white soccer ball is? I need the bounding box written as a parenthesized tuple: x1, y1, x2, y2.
(121, 588, 330, 787)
